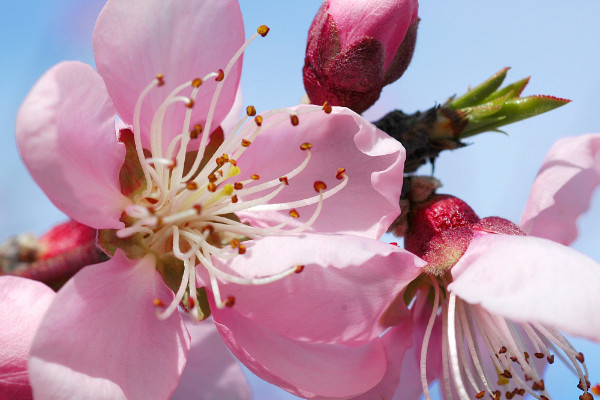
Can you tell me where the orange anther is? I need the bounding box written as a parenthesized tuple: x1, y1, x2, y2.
(234, 182, 244, 190)
(187, 297, 195, 308)
(231, 195, 238, 203)
(257, 25, 270, 37)
(246, 105, 257, 116)
(279, 176, 289, 185)
(290, 114, 299, 126)
(156, 73, 165, 86)
(230, 238, 240, 249)
(238, 244, 246, 254)
(225, 296, 236, 307)
(153, 298, 165, 307)
(241, 139, 251, 147)
(322, 101, 332, 114)
(193, 204, 202, 214)
(186, 181, 198, 190)
(207, 182, 217, 192)
(208, 173, 218, 183)
(300, 142, 313, 151)
(191, 78, 203, 87)
(191, 124, 202, 139)
(216, 157, 225, 167)
(251, 174, 260, 180)
(254, 115, 263, 126)
(314, 181, 327, 192)
(475, 391, 485, 399)
(229, 159, 237, 166)
(186, 98, 194, 108)
(216, 69, 225, 81)
(295, 265, 304, 273)
(336, 167, 346, 180)
(591, 384, 600, 396)
(289, 209, 300, 218)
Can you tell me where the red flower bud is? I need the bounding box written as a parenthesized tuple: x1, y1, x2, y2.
(405, 195, 527, 275)
(303, 0, 419, 113)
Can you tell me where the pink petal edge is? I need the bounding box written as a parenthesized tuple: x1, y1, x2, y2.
(0, 277, 55, 400)
(29, 251, 190, 400)
(16, 61, 129, 229)
(235, 105, 406, 239)
(93, 0, 244, 151)
(450, 234, 600, 342)
(209, 234, 424, 345)
(521, 133, 600, 245)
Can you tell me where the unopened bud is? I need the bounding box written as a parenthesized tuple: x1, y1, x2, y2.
(303, 0, 419, 113)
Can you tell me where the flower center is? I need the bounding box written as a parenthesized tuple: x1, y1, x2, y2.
(100, 26, 347, 321)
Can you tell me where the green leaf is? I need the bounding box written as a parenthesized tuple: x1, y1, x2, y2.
(483, 76, 530, 102)
(462, 95, 570, 137)
(448, 67, 509, 109)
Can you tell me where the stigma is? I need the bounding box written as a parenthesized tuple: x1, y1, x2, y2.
(111, 26, 348, 321)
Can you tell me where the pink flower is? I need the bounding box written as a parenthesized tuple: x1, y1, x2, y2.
(303, 0, 419, 113)
(15, 0, 407, 398)
(0, 277, 250, 400)
(0, 277, 54, 400)
(360, 134, 600, 399)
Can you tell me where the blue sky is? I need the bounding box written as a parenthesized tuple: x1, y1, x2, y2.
(1, 1, 599, 399)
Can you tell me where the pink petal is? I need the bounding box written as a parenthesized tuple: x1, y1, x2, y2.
(171, 317, 250, 400)
(236, 105, 406, 239)
(210, 234, 424, 344)
(348, 320, 414, 400)
(16, 61, 129, 229)
(93, 0, 244, 150)
(0, 277, 55, 400)
(449, 234, 600, 342)
(521, 134, 600, 245)
(213, 306, 388, 399)
(390, 292, 443, 400)
(28, 251, 190, 400)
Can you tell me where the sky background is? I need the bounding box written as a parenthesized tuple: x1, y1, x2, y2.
(1, 1, 599, 399)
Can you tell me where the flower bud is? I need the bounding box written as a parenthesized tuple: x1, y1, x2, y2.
(303, 0, 419, 113)
(404, 194, 527, 275)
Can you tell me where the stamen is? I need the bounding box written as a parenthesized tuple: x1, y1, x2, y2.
(421, 278, 441, 400)
(448, 293, 470, 398)
(257, 25, 270, 37)
(290, 114, 299, 126)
